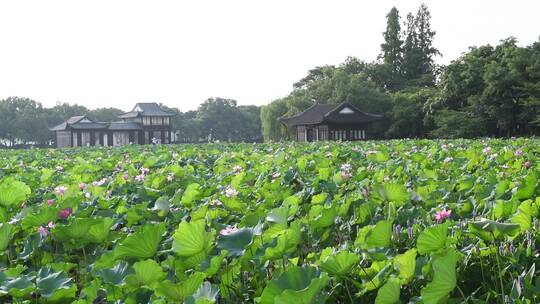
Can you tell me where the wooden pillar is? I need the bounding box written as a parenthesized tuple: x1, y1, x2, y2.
(90, 131, 95, 146)
(107, 131, 113, 146)
(76, 132, 82, 147)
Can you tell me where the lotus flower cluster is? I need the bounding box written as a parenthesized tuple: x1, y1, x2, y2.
(340, 163, 352, 180)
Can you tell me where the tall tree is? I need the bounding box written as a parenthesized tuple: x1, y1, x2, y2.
(378, 7, 404, 91)
(402, 4, 440, 87)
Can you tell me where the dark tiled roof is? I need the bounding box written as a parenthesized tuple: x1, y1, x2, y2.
(280, 104, 336, 126)
(49, 115, 108, 131)
(280, 102, 383, 126)
(108, 122, 143, 131)
(69, 122, 109, 130)
(118, 102, 176, 118)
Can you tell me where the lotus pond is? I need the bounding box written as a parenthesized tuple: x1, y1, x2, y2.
(0, 139, 539, 303)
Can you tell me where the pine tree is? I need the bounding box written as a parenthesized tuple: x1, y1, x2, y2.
(402, 4, 440, 87)
(379, 7, 404, 91)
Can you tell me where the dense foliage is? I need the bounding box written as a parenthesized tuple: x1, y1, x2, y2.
(1, 140, 540, 303)
(261, 5, 540, 141)
(0, 97, 261, 147)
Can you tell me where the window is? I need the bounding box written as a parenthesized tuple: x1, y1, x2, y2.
(152, 117, 162, 125)
(318, 126, 328, 141)
(164, 117, 170, 125)
(143, 117, 151, 126)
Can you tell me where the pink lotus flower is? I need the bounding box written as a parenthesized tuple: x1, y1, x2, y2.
(524, 161, 531, 169)
(38, 226, 49, 237)
(58, 207, 72, 219)
(55, 166, 64, 172)
(54, 186, 67, 195)
(271, 172, 281, 180)
(435, 208, 452, 222)
(47, 199, 54, 206)
(341, 170, 352, 180)
(92, 179, 107, 187)
(220, 225, 239, 236)
(362, 188, 370, 199)
(47, 221, 55, 228)
(224, 186, 238, 198)
(167, 174, 174, 182)
(515, 149, 524, 157)
(140, 167, 150, 175)
(443, 157, 453, 163)
(482, 147, 492, 155)
(79, 183, 86, 190)
(135, 174, 145, 182)
(232, 165, 243, 174)
(123, 172, 129, 181)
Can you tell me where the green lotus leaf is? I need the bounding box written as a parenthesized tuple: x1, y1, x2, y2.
(319, 250, 360, 276)
(154, 196, 170, 215)
(417, 223, 448, 254)
(54, 218, 102, 241)
(263, 221, 302, 260)
(260, 266, 329, 304)
(21, 206, 58, 230)
(266, 206, 289, 227)
(155, 272, 206, 301)
(96, 260, 132, 285)
(181, 183, 201, 208)
(0, 222, 16, 251)
(36, 267, 74, 299)
(373, 183, 409, 205)
(0, 178, 31, 207)
(173, 220, 214, 257)
(511, 200, 536, 232)
(217, 227, 253, 257)
(394, 249, 417, 283)
(468, 219, 521, 241)
(85, 217, 114, 243)
(308, 205, 337, 230)
(125, 259, 166, 288)
(420, 249, 461, 304)
(514, 172, 538, 200)
(375, 277, 400, 304)
(0, 275, 35, 298)
(114, 223, 166, 259)
(358, 220, 392, 249)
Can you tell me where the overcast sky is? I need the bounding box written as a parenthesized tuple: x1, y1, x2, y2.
(0, 0, 538, 112)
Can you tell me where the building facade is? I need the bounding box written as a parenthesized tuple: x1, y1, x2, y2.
(50, 103, 176, 148)
(280, 102, 383, 142)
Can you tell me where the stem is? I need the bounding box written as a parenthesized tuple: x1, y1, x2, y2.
(344, 280, 354, 303)
(495, 249, 505, 304)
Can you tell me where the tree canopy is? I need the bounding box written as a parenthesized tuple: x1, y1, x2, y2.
(261, 4, 540, 141)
